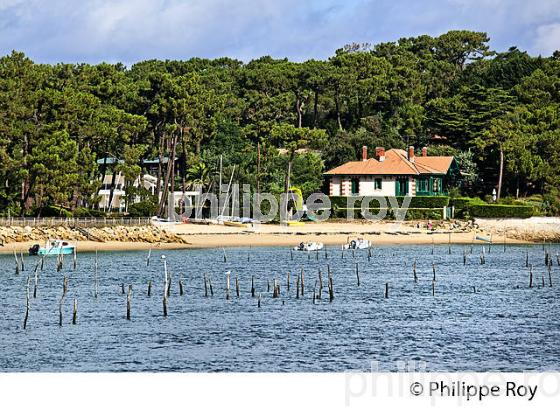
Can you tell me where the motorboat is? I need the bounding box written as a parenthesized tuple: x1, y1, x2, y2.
(29, 239, 75, 256)
(293, 242, 324, 252)
(343, 238, 371, 250)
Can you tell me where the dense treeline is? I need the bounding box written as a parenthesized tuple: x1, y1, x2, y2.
(1, 30, 559, 216)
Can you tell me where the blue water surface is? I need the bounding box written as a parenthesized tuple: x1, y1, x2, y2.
(0, 244, 558, 372)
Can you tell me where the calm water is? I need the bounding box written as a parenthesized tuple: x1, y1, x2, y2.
(0, 244, 559, 372)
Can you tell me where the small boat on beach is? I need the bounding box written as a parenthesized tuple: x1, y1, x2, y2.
(293, 242, 324, 252)
(29, 239, 75, 256)
(343, 238, 371, 250)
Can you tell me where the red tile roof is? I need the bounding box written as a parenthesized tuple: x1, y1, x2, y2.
(324, 149, 454, 176)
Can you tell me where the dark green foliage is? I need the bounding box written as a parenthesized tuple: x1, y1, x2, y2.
(37, 205, 72, 218)
(330, 196, 449, 209)
(469, 204, 534, 218)
(127, 200, 158, 217)
(0, 29, 559, 216)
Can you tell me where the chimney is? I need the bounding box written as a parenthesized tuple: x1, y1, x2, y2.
(408, 146, 415, 162)
(362, 146, 368, 162)
(375, 147, 385, 162)
(421, 147, 428, 157)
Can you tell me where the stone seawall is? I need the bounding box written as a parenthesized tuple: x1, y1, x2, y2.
(0, 225, 188, 246)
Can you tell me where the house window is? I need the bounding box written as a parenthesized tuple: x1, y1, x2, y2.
(374, 178, 382, 190)
(432, 177, 440, 193)
(351, 178, 360, 195)
(417, 177, 428, 192)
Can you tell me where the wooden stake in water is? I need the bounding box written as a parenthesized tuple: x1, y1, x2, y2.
(432, 262, 436, 281)
(251, 275, 255, 298)
(328, 276, 334, 302)
(33, 265, 39, 299)
(73, 246, 77, 271)
(20, 251, 25, 271)
(225, 271, 231, 300)
(59, 277, 66, 327)
(121, 283, 125, 294)
(179, 276, 184, 296)
(431, 237, 434, 255)
(146, 248, 151, 267)
(63, 276, 69, 298)
(432, 280, 436, 296)
(529, 264, 533, 288)
(287, 271, 290, 292)
(526, 251, 529, 268)
(296, 273, 300, 299)
(126, 285, 132, 320)
(548, 261, 553, 287)
(235, 275, 240, 298)
(204, 273, 208, 297)
(272, 279, 279, 298)
(94, 250, 99, 298)
(413, 259, 417, 282)
(312, 280, 317, 304)
(14, 250, 19, 275)
(355, 263, 360, 286)
(148, 280, 152, 297)
(290, 249, 293, 261)
(301, 268, 305, 295)
(72, 298, 78, 325)
(318, 269, 323, 297)
(208, 276, 214, 297)
(463, 249, 467, 266)
(23, 276, 30, 330)
(222, 248, 227, 263)
(384, 283, 389, 299)
(257, 293, 261, 308)
(162, 255, 169, 316)
(448, 232, 451, 254)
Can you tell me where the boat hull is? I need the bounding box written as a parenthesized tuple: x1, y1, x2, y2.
(38, 247, 75, 256)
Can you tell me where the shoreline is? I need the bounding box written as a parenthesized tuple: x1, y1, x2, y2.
(0, 231, 535, 254)
(1, 218, 558, 253)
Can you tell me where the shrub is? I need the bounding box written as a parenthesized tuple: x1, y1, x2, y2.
(128, 200, 157, 217)
(73, 208, 107, 217)
(330, 196, 449, 210)
(38, 205, 72, 218)
(469, 204, 534, 218)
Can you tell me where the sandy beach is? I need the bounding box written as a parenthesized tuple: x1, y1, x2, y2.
(1, 218, 543, 253)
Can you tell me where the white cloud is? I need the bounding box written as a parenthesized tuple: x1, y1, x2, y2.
(534, 23, 560, 55)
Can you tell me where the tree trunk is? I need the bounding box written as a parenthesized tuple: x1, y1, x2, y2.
(107, 170, 118, 211)
(313, 90, 319, 128)
(295, 96, 303, 128)
(335, 87, 342, 131)
(256, 142, 261, 196)
(157, 135, 177, 218)
(497, 146, 504, 201)
(155, 132, 164, 200)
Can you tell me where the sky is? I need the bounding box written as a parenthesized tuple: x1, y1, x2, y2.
(0, 0, 559, 65)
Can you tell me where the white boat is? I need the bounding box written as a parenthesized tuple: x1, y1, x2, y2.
(29, 239, 75, 256)
(293, 242, 324, 252)
(343, 238, 371, 250)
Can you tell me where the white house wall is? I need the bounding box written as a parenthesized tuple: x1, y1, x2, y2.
(328, 175, 415, 196)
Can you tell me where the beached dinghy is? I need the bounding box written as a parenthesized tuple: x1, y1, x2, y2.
(29, 239, 75, 256)
(343, 238, 371, 250)
(293, 242, 324, 252)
